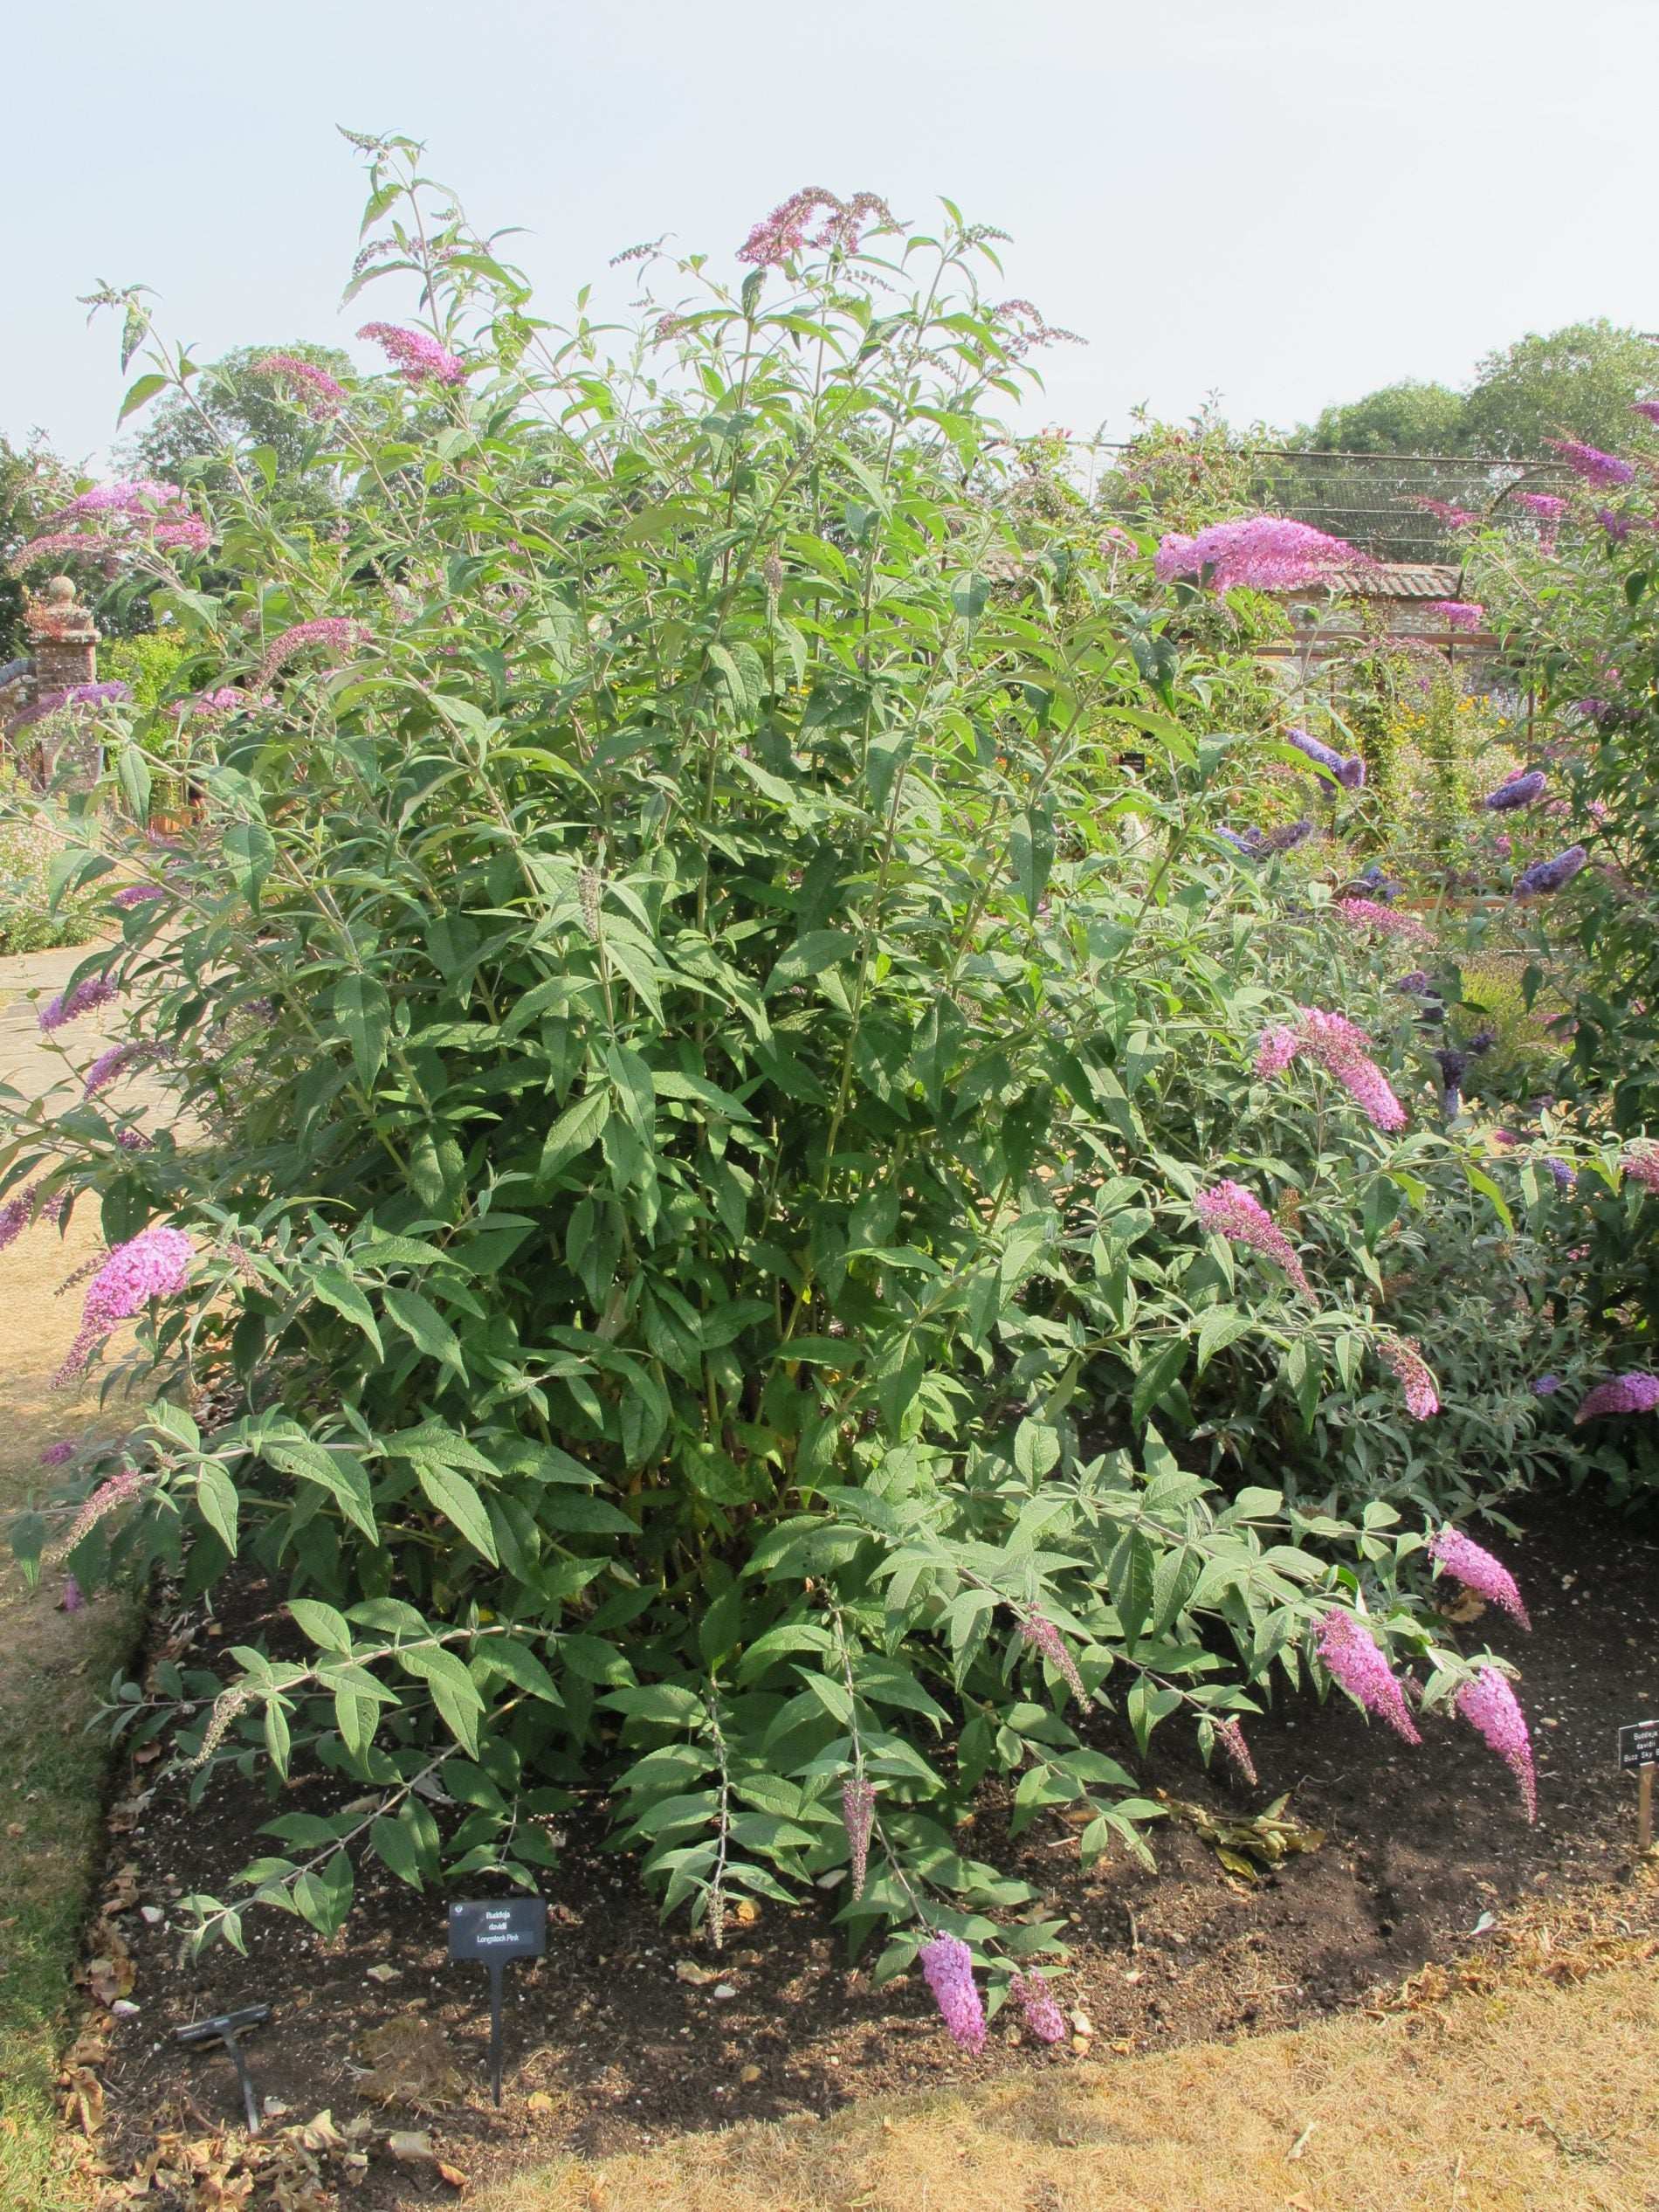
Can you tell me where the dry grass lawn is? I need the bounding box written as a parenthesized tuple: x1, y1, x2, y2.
(0, 1188, 141, 2208)
(493, 1940, 1659, 2212)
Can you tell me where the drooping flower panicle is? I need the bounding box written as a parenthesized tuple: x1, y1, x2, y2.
(1429, 600, 1484, 631)
(54, 1226, 196, 1386)
(1482, 770, 1546, 812)
(1154, 518, 1361, 595)
(1574, 1371, 1659, 1423)
(1428, 1528, 1531, 1629)
(38, 975, 119, 1034)
(1284, 725, 1366, 789)
(251, 352, 347, 417)
(1378, 1333, 1439, 1420)
(1455, 1664, 1537, 1821)
(1212, 1715, 1258, 1787)
(736, 187, 893, 267)
(841, 1778, 876, 1902)
(1621, 1140, 1659, 1194)
(919, 1933, 986, 2054)
(1194, 1180, 1312, 1299)
(1545, 438, 1635, 488)
(1336, 897, 1431, 943)
(1514, 844, 1587, 897)
(1254, 1008, 1407, 1132)
(357, 322, 468, 387)
(1017, 1609, 1091, 1707)
(1312, 1609, 1422, 1743)
(255, 617, 371, 685)
(1008, 1971, 1066, 2043)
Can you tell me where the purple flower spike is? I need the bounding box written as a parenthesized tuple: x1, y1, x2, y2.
(1155, 517, 1360, 594)
(38, 976, 118, 1033)
(1532, 1375, 1561, 1398)
(1545, 438, 1635, 489)
(1482, 770, 1546, 812)
(39, 1440, 75, 1466)
(919, 1934, 986, 2054)
(1212, 1715, 1257, 1786)
(1514, 845, 1587, 897)
(1429, 599, 1484, 631)
(1456, 1664, 1537, 1822)
(1574, 1372, 1659, 1423)
(60, 1575, 86, 1614)
(1428, 1528, 1531, 1629)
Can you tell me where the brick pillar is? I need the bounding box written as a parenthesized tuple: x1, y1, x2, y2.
(27, 575, 99, 690)
(22, 578, 100, 783)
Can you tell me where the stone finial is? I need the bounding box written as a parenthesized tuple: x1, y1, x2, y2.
(27, 576, 98, 645)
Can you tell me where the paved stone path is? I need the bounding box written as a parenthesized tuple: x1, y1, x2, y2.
(0, 937, 168, 1122)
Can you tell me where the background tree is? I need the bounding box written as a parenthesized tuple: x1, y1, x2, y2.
(124, 342, 355, 513)
(1461, 320, 1659, 458)
(0, 431, 77, 662)
(1297, 380, 1469, 455)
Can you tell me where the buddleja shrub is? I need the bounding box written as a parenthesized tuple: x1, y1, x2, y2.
(2, 141, 1538, 2011)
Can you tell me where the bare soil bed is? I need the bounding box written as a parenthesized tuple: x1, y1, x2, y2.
(86, 1492, 1659, 2206)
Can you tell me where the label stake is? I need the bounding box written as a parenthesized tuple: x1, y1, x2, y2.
(1618, 1720, 1659, 1854)
(447, 1898, 546, 2107)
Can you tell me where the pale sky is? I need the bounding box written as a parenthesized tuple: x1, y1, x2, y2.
(4, 0, 1655, 466)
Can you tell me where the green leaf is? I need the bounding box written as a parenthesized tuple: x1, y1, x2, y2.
(413, 1461, 499, 1562)
(260, 1438, 378, 1544)
(309, 1267, 384, 1356)
(382, 1286, 465, 1375)
(223, 822, 276, 909)
(537, 1088, 611, 1184)
(369, 1814, 426, 1892)
(1132, 1339, 1187, 1430)
(288, 1600, 353, 1653)
(334, 974, 392, 1087)
(195, 1464, 240, 1557)
(117, 372, 168, 424)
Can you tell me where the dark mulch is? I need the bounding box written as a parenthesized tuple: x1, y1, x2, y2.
(85, 1492, 1659, 2204)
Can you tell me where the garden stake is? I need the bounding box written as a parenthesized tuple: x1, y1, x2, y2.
(175, 2004, 270, 2134)
(448, 1898, 547, 2107)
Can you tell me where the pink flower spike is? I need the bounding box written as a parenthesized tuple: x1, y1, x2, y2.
(1008, 1971, 1066, 2044)
(1312, 1608, 1422, 1743)
(1017, 1609, 1091, 1706)
(38, 975, 118, 1033)
(1379, 1333, 1439, 1419)
(1212, 1715, 1257, 1786)
(1622, 1140, 1659, 1194)
(39, 1440, 75, 1466)
(1429, 600, 1484, 631)
(1335, 898, 1432, 945)
(1255, 1023, 1303, 1080)
(250, 352, 347, 418)
(1194, 1180, 1312, 1299)
(1154, 516, 1361, 595)
(255, 617, 371, 685)
(1428, 1527, 1530, 1629)
(60, 1575, 86, 1614)
(357, 322, 468, 387)
(53, 1226, 195, 1387)
(919, 1933, 986, 2054)
(1456, 1664, 1537, 1822)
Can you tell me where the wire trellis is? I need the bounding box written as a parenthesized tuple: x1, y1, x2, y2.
(1102, 447, 1578, 563)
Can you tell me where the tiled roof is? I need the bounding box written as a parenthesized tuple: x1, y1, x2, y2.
(1284, 562, 1463, 600)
